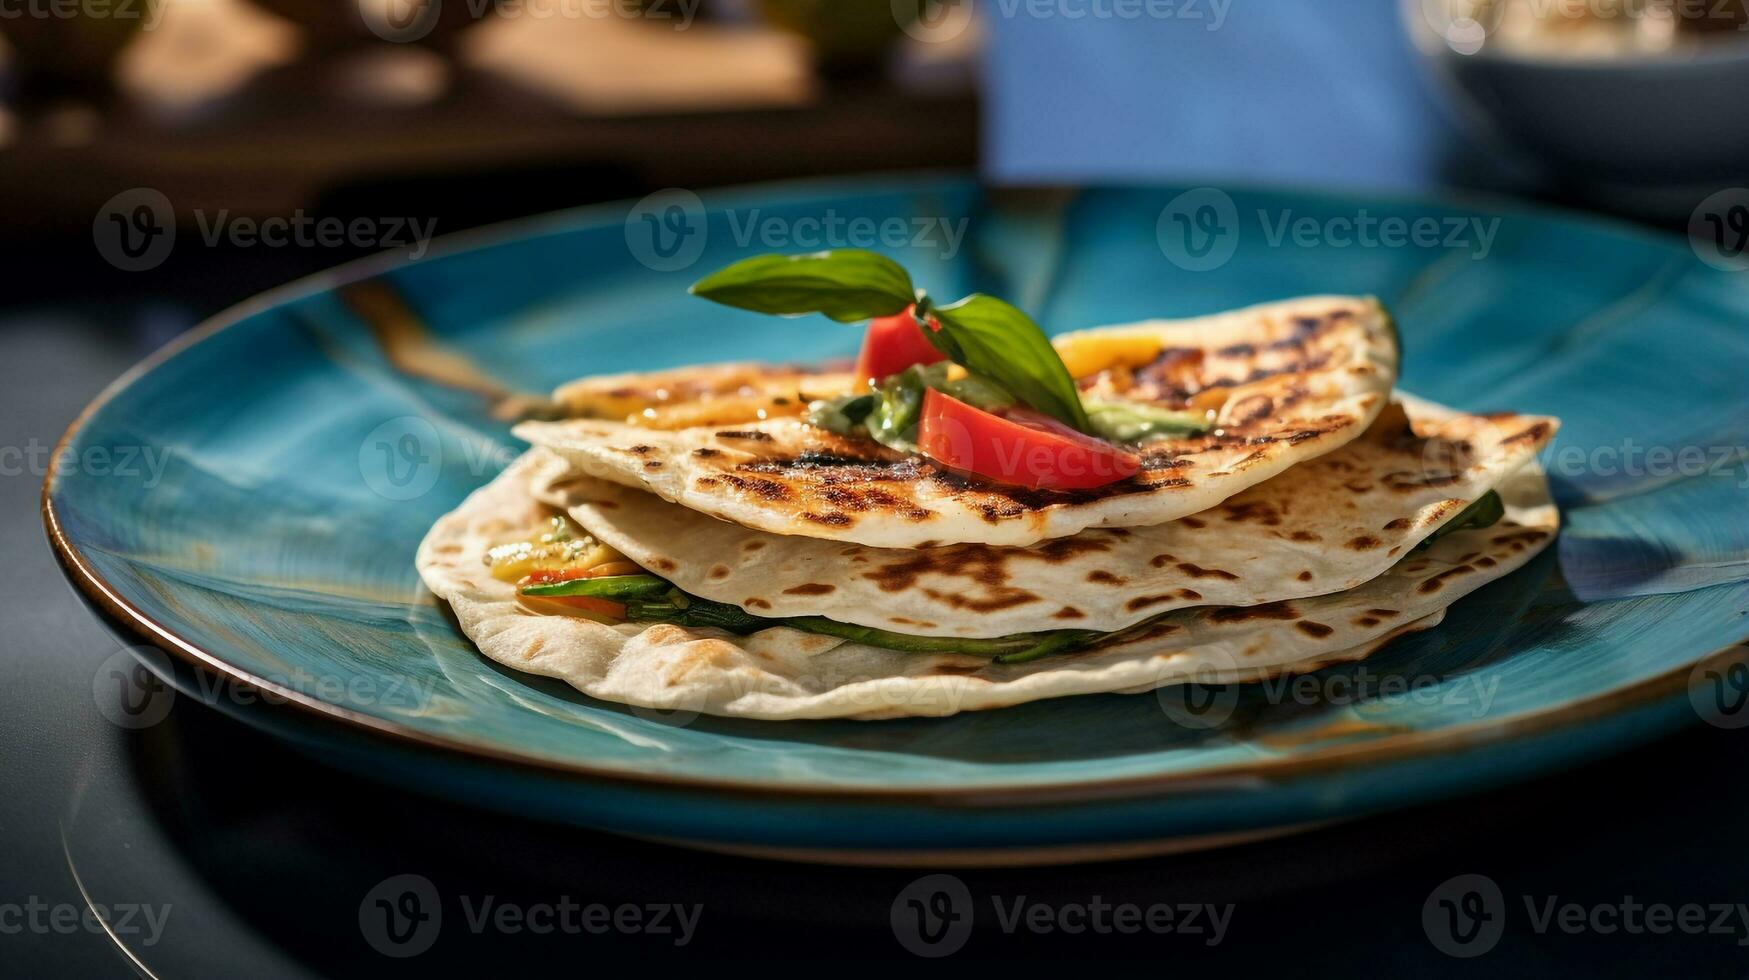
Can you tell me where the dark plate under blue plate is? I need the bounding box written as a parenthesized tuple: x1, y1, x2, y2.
(45, 176, 1749, 864)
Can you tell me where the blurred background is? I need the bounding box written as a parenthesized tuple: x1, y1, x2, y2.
(4, 0, 1747, 329)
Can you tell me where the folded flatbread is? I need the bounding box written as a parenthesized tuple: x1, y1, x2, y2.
(527, 399, 1555, 638)
(416, 450, 1557, 721)
(515, 295, 1398, 548)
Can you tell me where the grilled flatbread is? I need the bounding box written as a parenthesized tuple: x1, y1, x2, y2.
(515, 295, 1398, 548)
(415, 450, 1557, 721)
(526, 398, 1555, 637)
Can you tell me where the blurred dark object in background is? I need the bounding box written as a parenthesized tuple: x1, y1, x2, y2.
(1409, 0, 1749, 216)
(754, 0, 913, 75)
(0, 0, 977, 313)
(1, 12, 143, 108)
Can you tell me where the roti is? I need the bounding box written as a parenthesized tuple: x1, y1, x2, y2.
(514, 295, 1398, 548)
(525, 397, 1556, 637)
(415, 451, 1557, 720)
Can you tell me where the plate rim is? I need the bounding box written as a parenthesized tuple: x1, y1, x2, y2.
(42, 173, 1737, 805)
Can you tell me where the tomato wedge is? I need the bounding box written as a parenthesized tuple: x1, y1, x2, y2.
(854, 305, 946, 386)
(917, 389, 1140, 491)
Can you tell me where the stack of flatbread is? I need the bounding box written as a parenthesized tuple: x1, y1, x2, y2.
(418, 296, 1558, 720)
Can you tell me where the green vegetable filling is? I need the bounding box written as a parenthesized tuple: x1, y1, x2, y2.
(516, 490, 1507, 664)
(1411, 491, 1504, 553)
(809, 362, 1017, 452)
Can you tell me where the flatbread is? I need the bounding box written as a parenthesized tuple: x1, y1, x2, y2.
(416, 451, 1557, 720)
(514, 295, 1397, 547)
(525, 398, 1556, 637)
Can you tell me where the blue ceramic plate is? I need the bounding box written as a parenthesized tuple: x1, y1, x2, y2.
(46, 176, 1749, 865)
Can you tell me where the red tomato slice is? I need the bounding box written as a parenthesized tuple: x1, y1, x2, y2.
(917, 389, 1141, 491)
(854, 305, 946, 385)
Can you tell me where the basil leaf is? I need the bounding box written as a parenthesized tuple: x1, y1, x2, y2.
(688, 250, 915, 323)
(926, 294, 1092, 432)
(1084, 399, 1214, 444)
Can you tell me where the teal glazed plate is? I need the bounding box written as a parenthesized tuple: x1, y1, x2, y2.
(46, 176, 1749, 865)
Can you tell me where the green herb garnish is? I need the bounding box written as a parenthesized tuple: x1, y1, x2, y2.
(808, 362, 1017, 452)
(686, 250, 915, 323)
(923, 293, 1091, 433)
(1413, 491, 1504, 552)
(691, 249, 1090, 433)
(1083, 399, 1214, 443)
(617, 587, 1098, 663)
(866, 363, 938, 452)
(807, 392, 877, 436)
(519, 574, 674, 600)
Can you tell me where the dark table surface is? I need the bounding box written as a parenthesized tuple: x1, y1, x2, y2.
(5, 225, 1749, 978)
